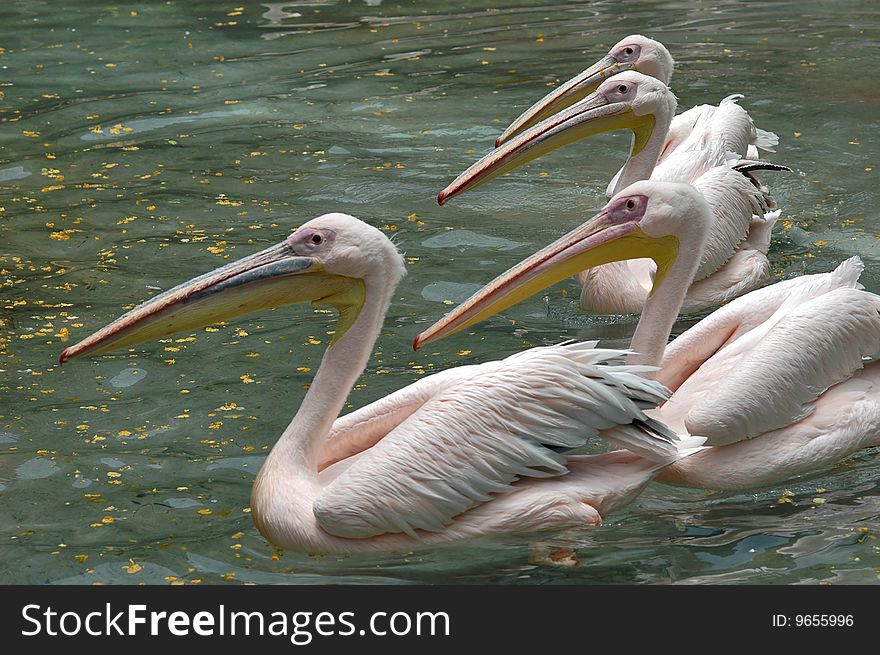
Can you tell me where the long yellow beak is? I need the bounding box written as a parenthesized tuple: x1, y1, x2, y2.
(437, 91, 654, 205)
(413, 205, 677, 350)
(496, 54, 632, 147)
(60, 241, 362, 363)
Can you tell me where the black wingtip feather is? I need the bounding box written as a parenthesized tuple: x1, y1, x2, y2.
(732, 162, 793, 174)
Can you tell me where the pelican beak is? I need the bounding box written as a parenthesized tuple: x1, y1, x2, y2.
(413, 203, 677, 350)
(437, 90, 654, 205)
(496, 54, 633, 147)
(60, 240, 364, 364)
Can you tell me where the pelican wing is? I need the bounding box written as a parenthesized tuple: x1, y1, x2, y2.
(660, 257, 866, 392)
(652, 134, 782, 286)
(688, 164, 770, 280)
(673, 286, 880, 446)
(660, 94, 774, 164)
(312, 342, 681, 539)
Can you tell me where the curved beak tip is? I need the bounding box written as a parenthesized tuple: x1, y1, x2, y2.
(436, 190, 448, 206)
(58, 348, 73, 366)
(494, 137, 503, 148)
(412, 334, 423, 352)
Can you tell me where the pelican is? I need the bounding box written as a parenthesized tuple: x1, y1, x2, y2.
(416, 181, 880, 491)
(439, 72, 790, 314)
(495, 34, 779, 174)
(60, 213, 703, 554)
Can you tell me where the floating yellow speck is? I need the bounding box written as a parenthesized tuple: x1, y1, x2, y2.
(101, 516, 115, 524)
(196, 508, 212, 515)
(240, 374, 255, 384)
(125, 559, 142, 574)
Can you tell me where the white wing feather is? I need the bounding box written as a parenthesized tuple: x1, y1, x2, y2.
(659, 94, 776, 165)
(688, 163, 770, 280)
(312, 342, 690, 539)
(682, 287, 880, 444)
(660, 257, 866, 393)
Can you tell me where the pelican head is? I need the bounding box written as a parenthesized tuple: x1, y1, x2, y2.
(60, 213, 405, 363)
(416, 181, 708, 349)
(439, 71, 676, 205)
(496, 35, 674, 146)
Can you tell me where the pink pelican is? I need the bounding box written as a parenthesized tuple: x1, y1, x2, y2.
(495, 35, 779, 172)
(439, 72, 789, 314)
(416, 181, 880, 491)
(60, 213, 703, 554)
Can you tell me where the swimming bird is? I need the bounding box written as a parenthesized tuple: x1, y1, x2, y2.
(439, 72, 789, 314)
(60, 212, 702, 554)
(495, 34, 779, 174)
(416, 181, 880, 491)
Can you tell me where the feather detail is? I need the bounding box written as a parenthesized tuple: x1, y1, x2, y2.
(312, 341, 687, 539)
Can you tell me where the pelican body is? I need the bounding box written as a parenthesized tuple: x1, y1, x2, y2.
(439, 71, 789, 315)
(61, 213, 702, 554)
(417, 182, 880, 491)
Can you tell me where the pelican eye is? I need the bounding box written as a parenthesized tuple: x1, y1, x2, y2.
(617, 84, 628, 94)
(626, 199, 636, 210)
(624, 47, 634, 55)
(311, 233, 323, 245)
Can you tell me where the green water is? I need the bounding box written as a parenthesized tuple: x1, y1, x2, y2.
(1, 0, 878, 584)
